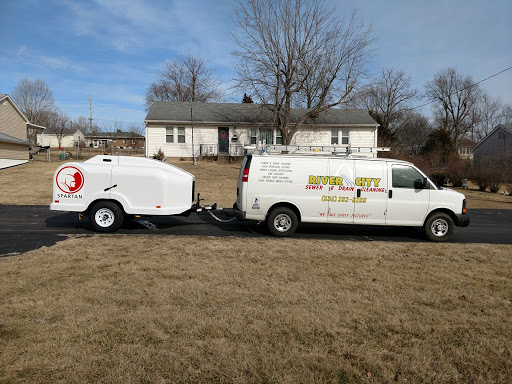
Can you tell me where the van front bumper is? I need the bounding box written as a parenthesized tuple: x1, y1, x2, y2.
(455, 213, 470, 227)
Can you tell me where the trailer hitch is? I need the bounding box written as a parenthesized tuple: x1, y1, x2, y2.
(193, 193, 217, 212)
(193, 193, 235, 222)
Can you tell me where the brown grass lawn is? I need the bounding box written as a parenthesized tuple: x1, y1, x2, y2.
(1, 236, 511, 383)
(1, 155, 511, 383)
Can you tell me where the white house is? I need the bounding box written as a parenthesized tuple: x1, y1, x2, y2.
(37, 128, 85, 148)
(144, 102, 380, 158)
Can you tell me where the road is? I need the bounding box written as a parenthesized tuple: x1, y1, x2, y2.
(0, 205, 511, 256)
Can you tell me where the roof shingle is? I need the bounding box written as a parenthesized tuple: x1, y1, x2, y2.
(145, 101, 377, 126)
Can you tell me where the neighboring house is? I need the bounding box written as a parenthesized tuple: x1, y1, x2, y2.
(144, 101, 380, 159)
(36, 128, 85, 148)
(0, 94, 45, 169)
(457, 138, 476, 159)
(85, 131, 145, 149)
(472, 123, 512, 166)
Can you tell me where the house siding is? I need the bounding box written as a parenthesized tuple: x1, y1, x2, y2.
(38, 135, 75, 148)
(0, 142, 29, 160)
(473, 126, 512, 166)
(36, 130, 86, 148)
(0, 97, 29, 161)
(147, 126, 219, 158)
(146, 124, 378, 158)
(0, 99, 27, 141)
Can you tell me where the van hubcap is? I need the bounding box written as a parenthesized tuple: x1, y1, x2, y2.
(431, 218, 448, 237)
(274, 214, 292, 232)
(95, 208, 115, 227)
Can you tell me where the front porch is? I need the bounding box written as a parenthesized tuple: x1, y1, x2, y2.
(199, 143, 246, 157)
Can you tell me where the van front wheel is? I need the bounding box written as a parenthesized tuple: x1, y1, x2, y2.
(89, 201, 124, 233)
(424, 212, 454, 242)
(267, 207, 298, 237)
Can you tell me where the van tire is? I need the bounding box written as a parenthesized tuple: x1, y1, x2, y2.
(267, 207, 298, 237)
(424, 212, 454, 242)
(89, 201, 124, 233)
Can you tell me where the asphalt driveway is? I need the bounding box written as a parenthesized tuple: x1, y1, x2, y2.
(0, 205, 510, 257)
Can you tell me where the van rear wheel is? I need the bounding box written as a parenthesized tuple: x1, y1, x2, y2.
(267, 207, 298, 237)
(424, 212, 454, 242)
(89, 201, 124, 233)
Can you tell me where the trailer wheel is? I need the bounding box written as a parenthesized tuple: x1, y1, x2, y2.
(424, 212, 454, 242)
(89, 201, 124, 233)
(267, 207, 298, 237)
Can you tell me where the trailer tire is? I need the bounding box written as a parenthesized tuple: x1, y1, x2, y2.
(89, 201, 124, 233)
(424, 212, 454, 242)
(267, 207, 298, 237)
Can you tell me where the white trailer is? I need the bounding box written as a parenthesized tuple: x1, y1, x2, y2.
(50, 155, 196, 232)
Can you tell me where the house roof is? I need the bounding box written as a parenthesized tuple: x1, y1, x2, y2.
(473, 123, 512, 151)
(85, 131, 144, 139)
(0, 93, 45, 130)
(145, 101, 378, 126)
(43, 128, 84, 136)
(458, 139, 476, 147)
(0, 132, 31, 145)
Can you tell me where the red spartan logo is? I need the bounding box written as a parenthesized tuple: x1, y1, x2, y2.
(56, 166, 84, 194)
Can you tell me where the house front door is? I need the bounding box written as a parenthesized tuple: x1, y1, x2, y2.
(218, 127, 229, 154)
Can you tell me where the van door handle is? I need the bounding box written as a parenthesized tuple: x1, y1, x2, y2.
(389, 190, 393, 199)
(357, 189, 361, 198)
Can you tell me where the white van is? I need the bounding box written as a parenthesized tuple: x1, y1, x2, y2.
(234, 153, 470, 241)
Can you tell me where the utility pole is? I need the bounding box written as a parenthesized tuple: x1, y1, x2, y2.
(89, 97, 93, 133)
(191, 107, 196, 165)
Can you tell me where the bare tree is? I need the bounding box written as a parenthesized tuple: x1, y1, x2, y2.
(351, 68, 418, 145)
(472, 94, 511, 140)
(394, 111, 432, 156)
(144, 54, 222, 110)
(424, 68, 482, 145)
(44, 110, 71, 148)
(11, 77, 56, 126)
(72, 115, 92, 134)
(233, 0, 374, 145)
(353, 69, 418, 130)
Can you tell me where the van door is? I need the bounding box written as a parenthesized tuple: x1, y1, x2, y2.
(353, 160, 388, 224)
(327, 158, 355, 223)
(386, 164, 430, 226)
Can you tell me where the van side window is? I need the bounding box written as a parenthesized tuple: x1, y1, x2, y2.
(392, 165, 425, 189)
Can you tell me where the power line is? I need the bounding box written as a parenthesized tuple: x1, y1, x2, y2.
(407, 65, 512, 112)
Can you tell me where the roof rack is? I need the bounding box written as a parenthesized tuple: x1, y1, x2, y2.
(246, 145, 390, 156)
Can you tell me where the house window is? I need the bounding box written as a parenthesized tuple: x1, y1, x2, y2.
(250, 129, 258, 145)
(177, 127, 185, 143)
(276, 129, 283, 145)
(123, 139, 127, 144)
(260, 129, 273, 145)
(341, 129, 350, 145)
(331, 129, 338, 145)
(166, 127, 174, 143)
(132, 139, 136, 145)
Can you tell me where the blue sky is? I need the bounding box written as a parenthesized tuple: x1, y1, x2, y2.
(1, 0, 511, 129)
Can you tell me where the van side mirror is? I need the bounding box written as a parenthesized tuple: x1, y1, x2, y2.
(414, 177, 428, 189)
